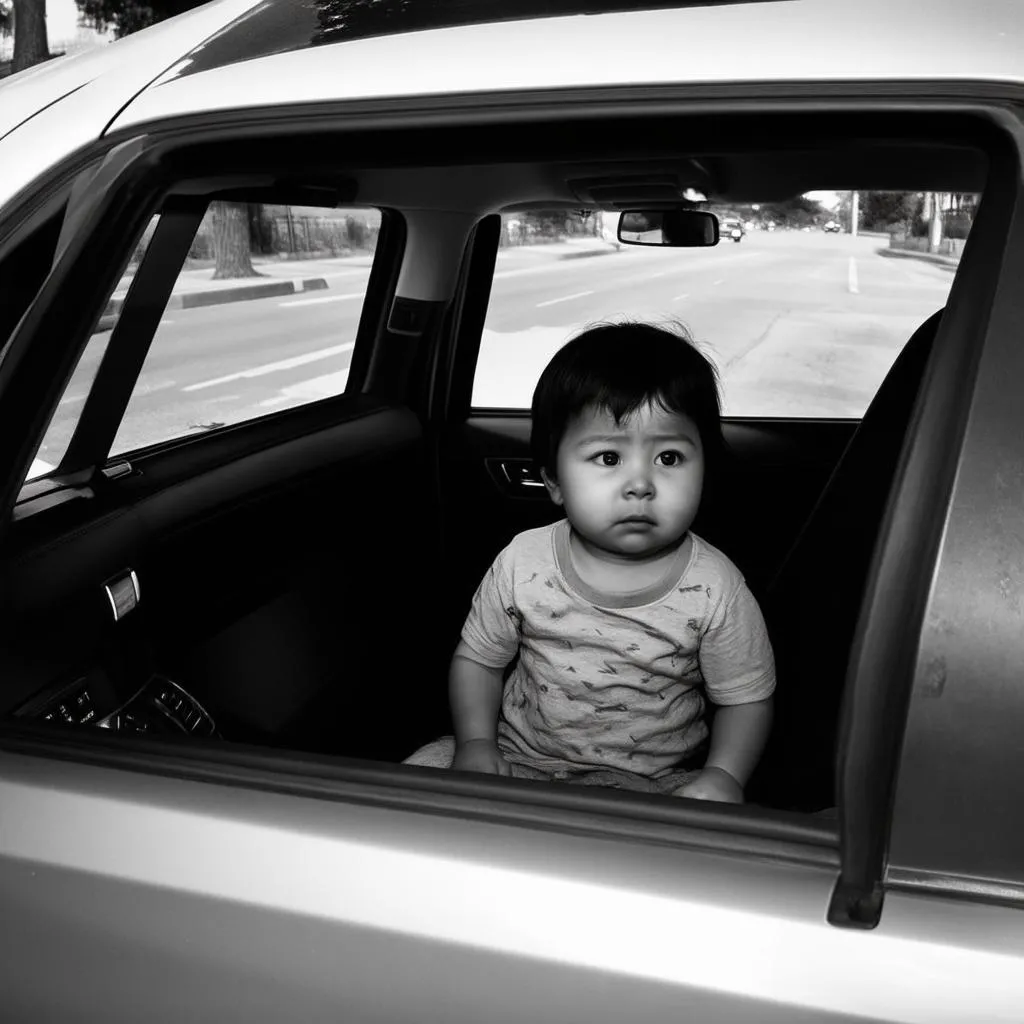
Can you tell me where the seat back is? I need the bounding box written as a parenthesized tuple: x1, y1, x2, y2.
(748, 309, 944, 811)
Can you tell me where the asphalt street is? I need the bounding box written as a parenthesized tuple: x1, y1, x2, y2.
(35, 230, 953, 469)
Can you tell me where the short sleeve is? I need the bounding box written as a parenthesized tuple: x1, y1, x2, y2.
(459, 545, 521, 669)
(699, 580, 776, 706)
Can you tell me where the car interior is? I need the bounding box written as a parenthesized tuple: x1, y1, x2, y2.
(0, 105, 997, 817)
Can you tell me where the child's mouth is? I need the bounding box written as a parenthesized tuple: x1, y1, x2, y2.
(618, 515, 656, 526)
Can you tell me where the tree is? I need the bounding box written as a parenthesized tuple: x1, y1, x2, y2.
(2, 0, 51, 74)
(76, 0, 204, 39)
(860, 192, 923, 235)
(211, 202, 261, 279)
(75, 0, 264, 279)
(756, 196, 826, 228)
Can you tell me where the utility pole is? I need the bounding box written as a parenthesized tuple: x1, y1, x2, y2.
(850, 190, 859, 237)
(928, 192, 944, 253)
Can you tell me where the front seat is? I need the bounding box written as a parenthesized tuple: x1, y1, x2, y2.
(747, 308, 944, 812)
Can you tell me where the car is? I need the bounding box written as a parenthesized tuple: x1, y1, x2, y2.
(720, 217, 745, 241)
(1, 1, 1023, 1020)
(824, 219, 842, 232)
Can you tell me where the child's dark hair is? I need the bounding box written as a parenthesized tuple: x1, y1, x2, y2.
(530, 320, 725, 479)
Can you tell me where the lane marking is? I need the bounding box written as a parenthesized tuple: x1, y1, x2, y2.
(279, 291, 364, 308)
(616, 251, 762, 289)
(712, 279, 724, 286)
(848, 256, 860, 294)
(258, 369, 350, 408)
(536, 289, 594, 308)
(671, 293, 689, 302)
(160, 319, 175, 326)
(183, 341, 356, 392)
(134, 379, 178, 396)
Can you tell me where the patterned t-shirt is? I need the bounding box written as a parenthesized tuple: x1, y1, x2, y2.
(460, 520, 775, 779)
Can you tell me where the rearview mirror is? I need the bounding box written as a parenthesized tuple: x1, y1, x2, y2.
(618, 209, 719, 247)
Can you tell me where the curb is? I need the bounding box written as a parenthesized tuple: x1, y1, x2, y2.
(877, 247, 959, 270)
(100, 275, 330, 327)
(497, 243, 620, 262)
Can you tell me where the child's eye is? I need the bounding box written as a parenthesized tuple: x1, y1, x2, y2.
(656, 451, 684, 467)
(594, 452, 620, 466)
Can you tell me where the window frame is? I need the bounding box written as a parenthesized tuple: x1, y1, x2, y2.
(881, 118, 1024, 904)
(55, 195, 210, 475)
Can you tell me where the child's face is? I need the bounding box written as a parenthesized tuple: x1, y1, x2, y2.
(542, 401, 704, 561)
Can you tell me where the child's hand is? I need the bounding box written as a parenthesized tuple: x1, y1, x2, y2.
(453, 738, 513, 777)
(672, 766, 743, 804)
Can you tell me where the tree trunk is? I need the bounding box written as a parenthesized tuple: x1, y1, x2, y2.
(211, 201, 263, 280)
(12, 0, 50, 73)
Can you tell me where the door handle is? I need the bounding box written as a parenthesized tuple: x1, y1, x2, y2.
(486, 458, 547, 496)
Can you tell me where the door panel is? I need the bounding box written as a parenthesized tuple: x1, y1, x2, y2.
(6, 750, 1021, 1022)
(1, 402, 449, 764)
(0, 751, 858, 1024)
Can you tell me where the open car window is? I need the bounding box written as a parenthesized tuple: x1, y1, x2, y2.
(473, 193, 975, 418)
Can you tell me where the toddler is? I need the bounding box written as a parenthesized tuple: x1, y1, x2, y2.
(407, 321, 775, 803)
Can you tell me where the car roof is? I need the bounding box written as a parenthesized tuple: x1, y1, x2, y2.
(0, 0, 261, 210)
(0, 0, 260, 142)
(108, 0, 1024, 132)
(0, 0, 1018, 214)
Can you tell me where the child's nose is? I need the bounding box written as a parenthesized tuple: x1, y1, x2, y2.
(623, 466, 655, 499)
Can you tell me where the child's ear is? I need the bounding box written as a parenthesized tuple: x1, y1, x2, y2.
(540, 467, 563, 506)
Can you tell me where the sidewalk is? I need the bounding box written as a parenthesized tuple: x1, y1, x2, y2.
(876, 246, 960, 270)
(495, 237, 624, 262)
(105, 255, 374, 315)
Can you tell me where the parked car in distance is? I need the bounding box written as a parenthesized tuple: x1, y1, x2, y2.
(824, 219, 842, 232)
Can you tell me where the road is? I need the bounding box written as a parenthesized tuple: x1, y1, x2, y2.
(33, 231, 953, 471)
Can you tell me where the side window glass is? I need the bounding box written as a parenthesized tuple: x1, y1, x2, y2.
(109, 204, 380, 456)
(473, 193, 975, 417)
(28, 203, 380, 477)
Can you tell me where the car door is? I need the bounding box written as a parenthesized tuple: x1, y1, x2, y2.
(0, 148, 448, 766)
(828, 123, 1024, 1014)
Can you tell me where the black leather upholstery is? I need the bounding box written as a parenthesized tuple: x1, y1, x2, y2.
(748, 309, 944, 812)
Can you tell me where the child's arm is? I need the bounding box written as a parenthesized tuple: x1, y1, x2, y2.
(676, 697, 774, 802)
(684, 569, 776, 804)
(449, 640, 512, 776)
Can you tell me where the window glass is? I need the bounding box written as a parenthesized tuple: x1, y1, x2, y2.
(473, 192, 975, 417)
(109, 204, 379, 456)
(28, 204, 380, 477)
